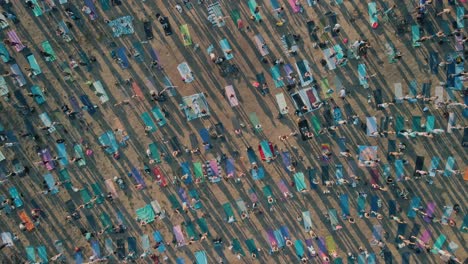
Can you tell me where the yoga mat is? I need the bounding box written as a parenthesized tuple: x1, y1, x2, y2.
(423, 202, 436, 223)
(303, 211, 313, 230)
(219, 38, 233, 60)
(373, 225, 383, 240)
(413, 156, 424, 176)
(27, 54, 42, 75)
(407, 197, 421, 218)
(395, 223, 407, 243)
(429, 156, 440, 177)
(409, 80, 418, 96)
(456, 7, 465, 28)
(394, 83, 403, 103)
(431, 235, 446, 253)
(358, 64, 369, 88)
(321, 165, 329, 184)
(368, 2, 378, 26)
(426, 116, 435, 132)
(366, 117, 378, 136)
(412, 25, 421, 47)
(339, 194, 350, 216)
(430, 52, 439, 74)
(443, 157, 455, 176)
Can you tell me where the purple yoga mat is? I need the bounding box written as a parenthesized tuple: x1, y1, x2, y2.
(424, 202, 436, 223)
(317, 237, 328, 255)
(173, 225, 185, 245)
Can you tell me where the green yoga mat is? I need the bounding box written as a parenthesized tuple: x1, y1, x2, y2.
(180, 24, 192, 46)
(37, 246, 47, 263)
(30, 85, 46, 104)
(58, 169, 73, 190)
(26, 246, 36, 262)
(100, 212, 112, 231)
(395, 115, 405, 132)
(248, 0, 262, 21)
(231, 9, 241, 23)
(193, 162, 204, 182)
(74, 144, 86, 166)
(223, 203, 235, 219)
(136, 204, 155, 224)
(41, 41, 57, 62)
(431, 234, 446, 253)
(426, 116, 435, 132)
(27, 55, 42, 75)
(245, 239, 258, 254)
(141, 112, 157, 133)
(185, 221, 198, 240)
(100, 0, 110, 11)
(311, 115, 321, 135)
(412, 116, 421, 132)
(294, 172, 307, 191)
(232, 238, 246, 256)
(151, 107, 166, 126)
(80, 188, 93, 208)
(321, 78, 332, 98)
(168, 194, 181, 210)
(31, 0, 43, 16)
(91, 183, 104, 204)
(197, 218, 210, 235)
(412, 25, 421, 47)
(189, 189, 202, 209)
(249, 112, 262, 131)
(368, 2, 377, 24)
(148, 143, 161, 163)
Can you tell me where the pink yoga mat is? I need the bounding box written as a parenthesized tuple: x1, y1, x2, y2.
(288, 0, 301, 13)
(418, 229, 432, 248)
(209, 160, 219, 175)
(277, 180, 290, 197)
(266, 230, 278, 247)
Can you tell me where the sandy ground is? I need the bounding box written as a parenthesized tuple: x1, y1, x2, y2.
(0, 0, 466, 263)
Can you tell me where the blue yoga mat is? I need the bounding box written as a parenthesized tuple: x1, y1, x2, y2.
(116, 47, 129, 68)
(199, 128, 211, 145)
(181, 162, 193, 184)
(79, 95, 96, 115)
(131, 167, 146, 187)
(395, 160, 404, 180)
(91, 240, 101, 258)
(370, 195, 379, 213)
(340, 194, 350, 216)
(333, 107, 343, 124)
(429, 52, 439, 74)
(407, 197, 421, 218)
(219, 38, 233, 60)
(84, 0, 98, 18)
(443, 157, 455, 176)
(56, 143, 69, 166)
(252, 166, 265, 180)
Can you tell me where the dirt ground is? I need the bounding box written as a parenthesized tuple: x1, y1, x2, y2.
(0, 0, 466, 263)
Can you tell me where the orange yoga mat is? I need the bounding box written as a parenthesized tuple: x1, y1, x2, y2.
(464, 167, 468, 181)
(19, 210, 35, 231)
(132, 81, 144, 98)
